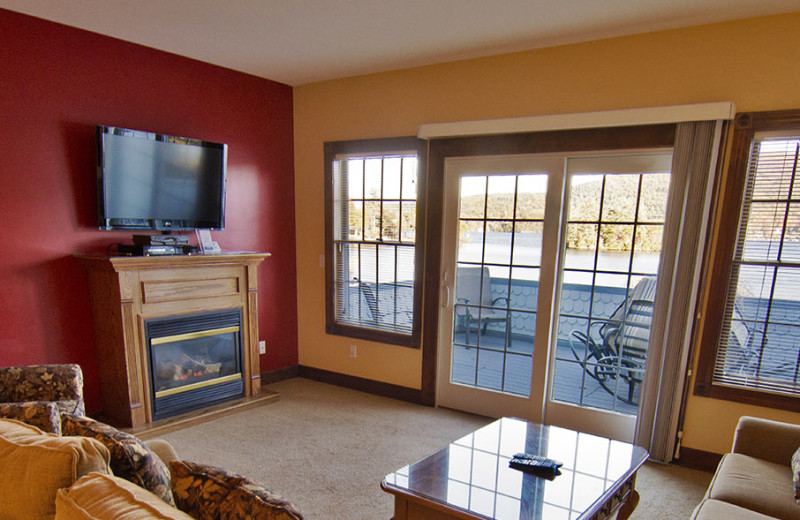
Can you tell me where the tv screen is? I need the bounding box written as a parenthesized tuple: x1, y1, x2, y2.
(97, 125, 227, 231)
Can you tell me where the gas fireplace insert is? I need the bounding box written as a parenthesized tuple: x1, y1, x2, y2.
(145, 309, 244, 421)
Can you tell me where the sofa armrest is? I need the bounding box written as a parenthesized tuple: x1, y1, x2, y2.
(0, 364, 85, 416)
(0, 401, 62, 434)
(732, 416, 800, 465)
(145, 438, 180, 466)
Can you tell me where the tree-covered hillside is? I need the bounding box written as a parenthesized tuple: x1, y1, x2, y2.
(457, 174, 670, 252)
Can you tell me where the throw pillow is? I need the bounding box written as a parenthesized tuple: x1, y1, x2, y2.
(792, 445, 800, 504)
(170, 460, 304, 520)
(0, 401, 61, 434)
(61, 413, 175, 506)
(56, 472, 194, 520)
(0, 418, 110, 520)
(220, 484, 306, 520)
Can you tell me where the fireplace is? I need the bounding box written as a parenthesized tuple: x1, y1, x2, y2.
(145, 309, 245, 421)
(78, 253, 267, 427)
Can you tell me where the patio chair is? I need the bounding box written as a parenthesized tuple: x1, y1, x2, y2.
(455, 266, 510, 344)
(357, 279, 413, 327)
(723, 297, 794, 379)
(569, 276, 656, 404)
(724, 299, 765, 377)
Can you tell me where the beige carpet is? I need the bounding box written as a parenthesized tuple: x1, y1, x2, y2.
(159, 378, 711, 519)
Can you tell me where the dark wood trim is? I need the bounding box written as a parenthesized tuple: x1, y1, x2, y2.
(260, 365, 299, 384)
(424, 124, 675, 160)
(298, 365, 425, 405)
(737, 109, 800, 132)
(324, 322, 417, 348)
(674, 446, 722, 473)
(693, 114, 754, 398)
(420, 138, 440, 406)
(323, 136, 427, 349)
(693, 109, 800, 411)
(420, 124, 677, 408)
(697, 384, 800, 412)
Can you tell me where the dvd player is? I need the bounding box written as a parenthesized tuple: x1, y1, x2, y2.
(117, 244, 199, 256)
(132, 234, 190, 246)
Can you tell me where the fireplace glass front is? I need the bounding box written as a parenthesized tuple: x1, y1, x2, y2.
(145, 309, 244, 421)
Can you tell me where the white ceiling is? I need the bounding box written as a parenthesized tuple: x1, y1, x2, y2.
(1, 0, 798, 86)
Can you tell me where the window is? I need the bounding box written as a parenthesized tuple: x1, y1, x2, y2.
(695, 110, 800, 410)
(324, 137, 425, 347)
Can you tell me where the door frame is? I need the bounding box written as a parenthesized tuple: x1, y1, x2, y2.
(420, 125, 677, 406)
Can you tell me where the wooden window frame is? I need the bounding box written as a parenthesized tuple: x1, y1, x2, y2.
(694, 109, 800, 411)
(323, 137, 426, 348)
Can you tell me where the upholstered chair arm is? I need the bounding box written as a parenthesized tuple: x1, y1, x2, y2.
(732, 415, 800, 465)
(0, 401, 62, 434)
(0, 364, 85, 416)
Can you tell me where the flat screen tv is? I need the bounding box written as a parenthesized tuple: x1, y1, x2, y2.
(97, 125, 227, 231)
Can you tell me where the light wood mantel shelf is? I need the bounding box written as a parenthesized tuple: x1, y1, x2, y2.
(76, 252, 269, 428)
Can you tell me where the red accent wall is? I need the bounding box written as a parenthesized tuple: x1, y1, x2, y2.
(0, 9, 297, 413)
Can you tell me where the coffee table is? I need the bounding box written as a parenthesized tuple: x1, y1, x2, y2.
(381, 417, 648, 520)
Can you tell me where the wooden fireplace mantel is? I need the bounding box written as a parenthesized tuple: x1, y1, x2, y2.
(76, 252, 269, 428)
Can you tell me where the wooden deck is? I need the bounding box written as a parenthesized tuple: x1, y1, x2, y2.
(451, 330, 639, 416)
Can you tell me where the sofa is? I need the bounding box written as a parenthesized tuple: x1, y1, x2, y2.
(0, 364, 304, 520)
(691, 416, 800, 520)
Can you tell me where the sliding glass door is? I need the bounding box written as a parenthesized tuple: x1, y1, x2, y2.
(437, 154, 563, 419)
(437, 151, 672, 442)
(546, 154, 672, 440)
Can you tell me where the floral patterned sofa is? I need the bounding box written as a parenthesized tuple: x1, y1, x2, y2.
(0, 364, 304, 520)
(0, 364, 85, 433)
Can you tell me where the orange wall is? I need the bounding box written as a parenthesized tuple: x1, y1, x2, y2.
(293, 13, 800, 453)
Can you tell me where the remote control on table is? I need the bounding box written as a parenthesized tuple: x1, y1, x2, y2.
(508, 453, 563, 476)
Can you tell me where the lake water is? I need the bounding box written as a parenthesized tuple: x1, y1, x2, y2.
(458, 231, 660, 287)
(350, 232, 800, 302)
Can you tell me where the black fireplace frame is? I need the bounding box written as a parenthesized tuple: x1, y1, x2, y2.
(144, 309, 245, 421)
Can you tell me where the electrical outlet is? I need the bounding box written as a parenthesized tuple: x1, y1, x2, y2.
(349, 344, 357, 358)
(258, 340, 266, 355)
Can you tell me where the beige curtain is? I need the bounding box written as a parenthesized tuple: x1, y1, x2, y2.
(634, 120, 723, 462)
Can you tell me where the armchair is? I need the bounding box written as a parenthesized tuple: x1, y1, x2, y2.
(0, 364, 85, 434)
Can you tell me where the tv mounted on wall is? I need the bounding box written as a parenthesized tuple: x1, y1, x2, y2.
(97, 125, 227, 231)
